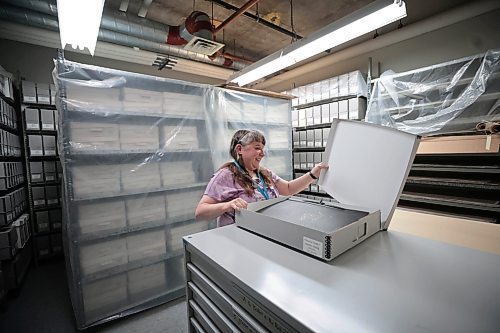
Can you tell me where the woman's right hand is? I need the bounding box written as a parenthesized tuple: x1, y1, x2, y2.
(225, 198, 248, 212)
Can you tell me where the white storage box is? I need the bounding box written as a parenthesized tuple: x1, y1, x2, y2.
(80, 238, 128, 275)
(77, 200, 126, 234)
(265, 103, 289, 124)
(82, 274, 127, 317)
(166, 221, 208, 252)
(122, 87, 162, 114)
(65, 85, 122, 112)
(121, 162, 161, 191)
(237, 119, 419, 261)
(127, 230, 166, 262)
(72, 164, 121, 198)
(36, 83, 51, 104)
(128, 263, 166, 299)
(119, 124, 159, 150)
(241, 102, 264, 122)
(225, 101, 242, 121)
(163, 92, 204, 117)
(22, 81, 37, 103)
(165, 189, 203, 220)
(160, 161, 195, 187)
(265, 155, 289, 175)
(126, 195, 166, 226)
(69, 122, 120, 150)
(268, 128, 290, 149)
(161, 125, 199, 150)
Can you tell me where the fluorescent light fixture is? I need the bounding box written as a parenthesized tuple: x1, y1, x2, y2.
(57, 0, 105, 55)
(228, 0, 407, 86)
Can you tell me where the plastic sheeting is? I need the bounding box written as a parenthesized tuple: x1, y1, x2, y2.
(52, 59, 291, 328)
(366, 49, 500, 135)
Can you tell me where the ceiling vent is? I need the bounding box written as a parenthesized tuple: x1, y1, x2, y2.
(184, 36, 224, 56)
(153, 55, 178, 70)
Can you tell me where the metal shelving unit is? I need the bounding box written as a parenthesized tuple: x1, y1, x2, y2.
(0, 76, 31, 297)
(287, 71, 368, 201)
(20, 94, 63, 262)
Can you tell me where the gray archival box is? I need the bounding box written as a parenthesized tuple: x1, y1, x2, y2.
(236, 119, 419, 260)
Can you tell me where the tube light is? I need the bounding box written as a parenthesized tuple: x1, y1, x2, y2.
(229, 0, 407, 86)
(57, 0, 105, 55)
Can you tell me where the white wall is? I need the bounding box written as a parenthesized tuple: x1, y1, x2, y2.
(0, 38, 225, 86)
(254, 8, 500, 92)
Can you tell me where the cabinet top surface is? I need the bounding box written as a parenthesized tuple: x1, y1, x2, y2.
(185, 224, 500, 333)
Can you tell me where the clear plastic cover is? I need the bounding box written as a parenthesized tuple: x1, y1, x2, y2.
(366, 49, 500, 135)
(288, 70, 368, 107)
(52, 59, 291, 328)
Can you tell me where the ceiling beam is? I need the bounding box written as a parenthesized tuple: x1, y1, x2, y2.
(214, 0, 260, 34)
(207, 0, 302, 39)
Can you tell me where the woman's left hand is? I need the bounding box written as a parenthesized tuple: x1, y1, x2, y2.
(311, 162, 329, 179)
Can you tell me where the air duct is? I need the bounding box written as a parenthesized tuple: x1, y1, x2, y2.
(0, 0, 243, 69)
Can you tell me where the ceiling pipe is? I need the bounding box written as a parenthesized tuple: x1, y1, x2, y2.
(0, 0, 246, 70)
(254, 0, 500, 91)
(213, 0, 260, 34)
(207, 0, 302, 39)
(0, 21, 234, 80)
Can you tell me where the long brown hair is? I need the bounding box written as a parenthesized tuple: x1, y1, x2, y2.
(220, 129, 272, 196)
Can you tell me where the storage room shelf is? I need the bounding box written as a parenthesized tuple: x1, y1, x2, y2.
(22, 103, 56, 110)
(33, 204, 62, 212)
(34, 229, 62, 237)
(227, 120, 289, 127)
(293, 95, 358, 110)
(27, 155, 60, 161)
(400, 192, 500, 213)
(411, 164, 499, 174)
(72, 182, 208, 202)
(31, 181, 62, 187)
(405, 176, 499, 191)
(25, 129, 58, 135)
(76, 216, 196, 244)
(69, 148, 210, 156)
(294, 123, 332, 131)
(65, 106, 205, 121)
(81, 251, 184, 284)
(293, 147, 325, 152)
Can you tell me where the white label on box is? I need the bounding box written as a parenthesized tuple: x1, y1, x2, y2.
(303, 237, 323, 258)
(27, 124, 39, 129)
(45, 150, 56, 155)
(24, 96, 36, 103)
(32, 174, 41, 180)
(47, 199, 58, 205)
(45, 176, 55, 181)
(42, 124, 54, 130)
(39, 97, 50, 103)
(31, 150, 43, 155)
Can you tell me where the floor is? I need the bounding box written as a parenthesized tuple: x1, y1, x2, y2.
(0, 259, 187, 332)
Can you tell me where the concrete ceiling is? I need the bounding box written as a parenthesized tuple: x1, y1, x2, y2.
(104, 0, 474, 63)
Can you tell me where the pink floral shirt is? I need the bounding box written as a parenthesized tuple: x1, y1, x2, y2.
(204, 167, 281, 227)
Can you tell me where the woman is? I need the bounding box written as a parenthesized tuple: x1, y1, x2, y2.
(195, 129, 328, 226)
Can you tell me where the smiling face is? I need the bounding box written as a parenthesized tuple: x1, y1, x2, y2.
(237, 141, 265, 172)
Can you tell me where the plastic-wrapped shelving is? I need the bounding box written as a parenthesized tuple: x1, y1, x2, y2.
(52, 58, 291, 328)
(366, 48, 500, 135)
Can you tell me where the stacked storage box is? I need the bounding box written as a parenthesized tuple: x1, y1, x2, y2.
(54, 59, 292, 329)
(287, 71, 368, 200)
(21, 81, 63, 261)
(0, 72, 31, 298)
